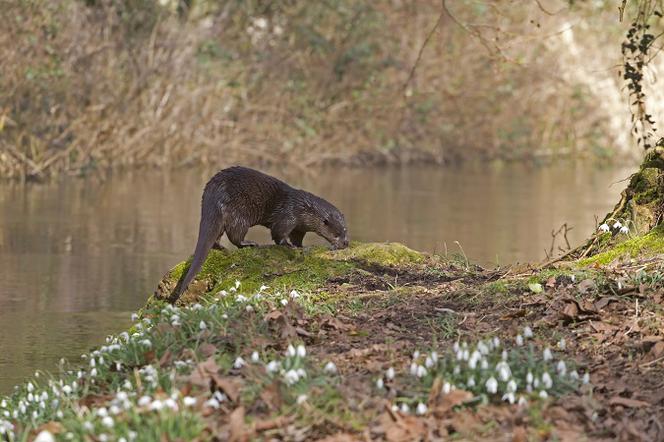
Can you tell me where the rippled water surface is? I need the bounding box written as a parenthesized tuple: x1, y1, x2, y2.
(0, 162, 635, 392)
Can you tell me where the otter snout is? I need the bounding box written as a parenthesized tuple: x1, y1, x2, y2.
(333, 235, 349, 249)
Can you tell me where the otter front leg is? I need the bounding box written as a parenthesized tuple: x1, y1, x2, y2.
(289, 229, 306, 248)
(271, 219, 297, 247)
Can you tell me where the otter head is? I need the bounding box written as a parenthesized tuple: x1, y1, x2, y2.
(303, 195, 349, 249)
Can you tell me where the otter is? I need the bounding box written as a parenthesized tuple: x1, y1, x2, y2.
(172, 166, 349, 301)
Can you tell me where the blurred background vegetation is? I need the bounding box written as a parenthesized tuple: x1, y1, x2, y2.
(1, 0, 661, 180)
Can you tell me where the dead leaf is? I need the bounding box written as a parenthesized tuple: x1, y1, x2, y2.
(562, 301, 579, 319)
(158, 350, 173, 367)
(188, 356, 221, 388)
(650, 341, 664, 358)
(609, 396, 650, 408)
(512, 426, 528, 442)
(263, 310, 283, 321)
(295, 326, 312, 337)
(199, 343, 217, 358)
(577, 279, 597, 294)
(432, 389, 474, 417)
(210, 375, 240, 403)
(229, 406, 248, 442)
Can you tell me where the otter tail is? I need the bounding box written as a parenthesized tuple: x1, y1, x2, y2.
(172, 203, 223, 301)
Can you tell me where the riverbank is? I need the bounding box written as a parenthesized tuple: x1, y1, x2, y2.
(1, 242, 662, 440)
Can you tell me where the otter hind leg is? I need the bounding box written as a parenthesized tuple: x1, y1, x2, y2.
(226, 223, 257, 248)
(271, 219, 297, 247)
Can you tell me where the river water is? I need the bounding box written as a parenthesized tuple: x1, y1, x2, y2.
(0, 162, 635, 392)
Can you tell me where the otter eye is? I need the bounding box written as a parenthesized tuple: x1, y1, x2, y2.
(323, 219, 330, 226)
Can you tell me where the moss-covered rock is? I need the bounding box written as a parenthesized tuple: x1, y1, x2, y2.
(153, 242, 426, 304)
(579, 225, 664, 266)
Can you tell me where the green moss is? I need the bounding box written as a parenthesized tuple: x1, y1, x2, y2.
(579, 226, 664, 266)
(160, 242, 424, 301)
(329, 241, 424, 266)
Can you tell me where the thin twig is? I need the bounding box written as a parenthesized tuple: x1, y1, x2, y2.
(403, 0, 445, 92)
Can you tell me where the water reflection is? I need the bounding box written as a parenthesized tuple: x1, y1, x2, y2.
(0, 162, 635, 392)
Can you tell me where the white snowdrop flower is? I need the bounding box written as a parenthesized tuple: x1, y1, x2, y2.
(442, 382, 452, 394)
(222, 313, 228, 319)
(391, 404, 399, 413)
(284, 369, 300, 385)
(416, 365, 427, 378)
(170, 314, 180, 323)
(296, 394, 308, 405)
(266, 360, 280, 373)
(496, 361, 511, 382)
(287, 345, 296, 357)
(289, 290, 300, 299)
(430, 351, 438, 362)
(236, 294, 247, 302)
(556, 360, 567, 376)
(598, 223, 610, 233)
(245, 305, 254, 312)
(218, 290, 228, 297)
(34, 430, 56, 442)
(453, 365, 461, 375)
(164, 398, 178, 411)
(191, 303, 203, 311)
(620, 225, 629, 234)
(477, 340, 489, 355)
(518, 396, 528, 406)
(101, 416, 114, 428)
(115, 362, 122, 371)
(452, 342, 460, 353)
(376, 378, 384, 389)
(539, 390, 548, 399)
(39, 400, 45, 409)
(89, 358, 96, 368)
(233, 357, 246, 369)
(612, 220, 622, 230)
(150, 400, 164, 411)
(131, 313, 139, 321)
(183, 396, 197, 407)
(297, 344, 306, 358)
(199, 321, 207, 331)
(324, 362, 338, 374)
(533, 378, 540, 388)
(570, 370, 579, 380)
(486, 377, 498, 394)
(82, 421, 94, 432)
(467, 377, 476, 387)
(425, 356, 434, 368)
(386, 367, 395, 380)
(31, 411, 38, 420)
(501, 350, 508, 361)
(204, 398, 220, 409)
(280, 299, 288, 306)
(583, 372, 590, 384)
(493, 337, 501, 348)
(251, 351, 260, 363)
(213, 391, 226, 403)
(140, 339, 152, 348)
(462, 349, 470, 361)
(235, 280, 241, 288)
(109, 405, 121, 415)
(400, 403, 410, 414)
(296, 368, 307, 379)
(410, 362, 418, 376)
(526, 372, 533, 384)
(254, 293, 263, 301)
(543, 348, 553, 361)
(542, 372, 553, 389)
(468, 354, 479, 370)
(90, 368, 98, 377)
(118, 439, 127, 442)
(515, 335, 524, 346)
(128, 431, 137, 441)
(455, 349, 464, 361)
(507, 379, 517, 393)
(416, 402, 428, 415)
(138, 396, 151, 407)
(116, 391, 128, 402)
(412, 350, 421, 360)
(523, 326, 533, 338)
(557, 338, 566, 350)
(27, 393, 34, 402)
(123, 380, 132, 390)
(502, 392, 516, 404)
(41, 391, 48, 401)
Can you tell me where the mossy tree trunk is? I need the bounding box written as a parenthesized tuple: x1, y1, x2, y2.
(578, 147, 664, 259)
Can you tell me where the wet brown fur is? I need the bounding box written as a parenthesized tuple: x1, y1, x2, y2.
(172, 166, 348, 301)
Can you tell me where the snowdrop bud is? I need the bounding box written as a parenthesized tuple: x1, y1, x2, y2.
(290, 290, 300, 299)
(570, 370, 579, 380)
(34, 431, 56, 442)
(376, 378, 384, 389)
(386, 367, 395, 380)
(467, 377, 476, 387)
(620, 225, 629, 234)
(598, 223, 610, 233)
(430, 351, 438, 363)
(416, 365, 427, 378)
(557, 338, 566, 350)
(259, 285, 268, 292)
(442, 382, 452, 394)
(416, 403, 428, 415)
(541, 372, 553, 389)
(518, 396, 528, 406)
(410, 362, 418, 376)
(452, 342, 460, 353)
(183, 397, 196, 407)
(612, 220, 622, 229)
(296, 394, 308, 405)
(481, 359, 489, 370)
(233, 357, 245, 369)
(400, 403, 410, 414)
(425, 356, 434, 368)
(526, 372, 533, 384)
(296, 345, 306, 358)
(266, 361, 280, 373)
(583, 372, 590, 384)
(493, 337, 501, 348)
(412, 351, 420, 360)
(539, 390, 548, 399)
(251, 352, 260, 363)
(501, 350, 508, 361)
(523, 326, 533, 338)
(280, 299, 288, 306)
(516, 335, 524, 346)
(199, 321, 207, 331)
(101, 416, 114, 428)
(486, 377, 498, 394)
(287, 345, 296, 358)
(556, 360, 567, 376)
(324, 362, 337, 374)
(235, 280, 241, 288)
(502, 392, 515, 404)
(138, 396, 151, 407)
(543, 348, 553, 361)
(245, 305, 254, 312)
